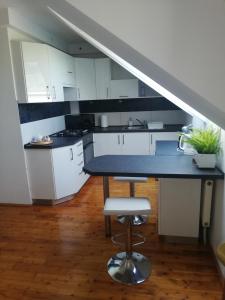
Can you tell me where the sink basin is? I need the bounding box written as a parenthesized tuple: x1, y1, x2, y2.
(123, 126, 146, 130)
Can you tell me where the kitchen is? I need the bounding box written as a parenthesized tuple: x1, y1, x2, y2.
(0, 1, 225, 298)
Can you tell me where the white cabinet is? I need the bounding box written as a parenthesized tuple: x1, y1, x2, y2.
(150, 132, 179, 155)
(158, 179, 201, 238)
(95, 58, 111, 99)
(61, 52, 76, 87)
(93, 132, 150, 156)
(74, 58, 96, 100)
(26, 140, 88, 200)
(48, 46, 65, 102)
(121, 133, 150, 155)
(13, 42, 51, 103)
(110, 79, 139, 99)
(93, 133, 121, 156)
(12, 41, 76, 103)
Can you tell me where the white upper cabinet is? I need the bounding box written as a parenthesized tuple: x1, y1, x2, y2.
(74, 58, 97, 101)
(95, 58, 111, 99)
(110, 79, 139, 99)
(12, 41, 76, 103)
(17, 42, 51, 103)
(61, 52, 76, 87)
(48, 46, 65, 102)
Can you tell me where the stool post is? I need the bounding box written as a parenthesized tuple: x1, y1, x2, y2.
(130, 182, 135, 197)
(103, 176, 111, 237)
(126, 216, 133, 258)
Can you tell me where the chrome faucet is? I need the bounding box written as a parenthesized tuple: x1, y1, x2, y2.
(136, 119, 147, 127)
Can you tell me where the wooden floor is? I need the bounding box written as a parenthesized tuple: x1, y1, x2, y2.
(0, 177, 222, 300)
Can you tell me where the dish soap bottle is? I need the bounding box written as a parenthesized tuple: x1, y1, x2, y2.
(128, 117, 133, 127)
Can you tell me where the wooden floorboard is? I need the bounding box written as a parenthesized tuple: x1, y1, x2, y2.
(0, 176, 222, 300)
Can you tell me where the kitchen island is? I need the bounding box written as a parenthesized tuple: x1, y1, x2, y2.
(83, 155, 223, 239)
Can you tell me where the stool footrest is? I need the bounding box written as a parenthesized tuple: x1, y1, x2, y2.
(111, 232, 145, 247)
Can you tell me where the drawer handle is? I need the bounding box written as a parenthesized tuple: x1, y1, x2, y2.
(77, 152, 83, 157)
(78, 161, 83, 166)
(77, 142, 82, 147)
(79, 170, 83, 175)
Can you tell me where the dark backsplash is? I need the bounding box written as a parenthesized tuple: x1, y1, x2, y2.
(79, 97, 180, 113)
(18, 102, 71, 124)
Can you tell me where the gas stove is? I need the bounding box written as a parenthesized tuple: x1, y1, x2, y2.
(51, 129, 89, 138)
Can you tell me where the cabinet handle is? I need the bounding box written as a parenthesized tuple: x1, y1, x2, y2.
(122, 134, 124, 145)
(77, 152, 83, 157)
(78, 161, 83, 166)
(151, 134, 152, 145)
(70, 148, 74, 160)
(46, 86, 50, 99)
(118, 135, 120, 145)
(106, 87, 109, 98)
(119, 95, 128, 98)
(67, 71, 73, 74)
(78, 88, 80, 99)
(79, 170, 83, 175)
(52, 86, 56, 99)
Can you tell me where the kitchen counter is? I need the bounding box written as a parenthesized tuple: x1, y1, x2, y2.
(156, 141, 183, 156)
(93, 124, 183, 133)
(24, 136, 82, 149)
(83, 155, 224, 179)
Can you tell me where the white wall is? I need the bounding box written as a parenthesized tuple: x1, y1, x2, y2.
(94, 110, 188, 127)
(48, 0, 225, 129)
(0, 26, 31, 204)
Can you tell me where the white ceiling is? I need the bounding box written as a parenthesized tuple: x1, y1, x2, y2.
(0, 0, 84, 42)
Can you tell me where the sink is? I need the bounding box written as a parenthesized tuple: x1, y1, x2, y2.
(123, 126, 146, 130)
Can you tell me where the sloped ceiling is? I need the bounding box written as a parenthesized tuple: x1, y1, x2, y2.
(46, 0, 225, 129)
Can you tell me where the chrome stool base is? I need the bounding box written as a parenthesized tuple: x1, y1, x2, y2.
(107, 251, 151, 285)
(117, 215, 147, 225)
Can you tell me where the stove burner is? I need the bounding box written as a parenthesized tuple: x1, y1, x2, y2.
(51, 129, 89, 138)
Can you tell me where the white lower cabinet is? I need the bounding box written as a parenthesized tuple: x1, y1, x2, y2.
(93, 132, 150, 156)
(26, 141, 88, 200)
(158, 178, 201, 238)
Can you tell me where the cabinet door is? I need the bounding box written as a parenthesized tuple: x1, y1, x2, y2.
(75, 58, 96, 100)
(95, 58, 111, 99)
(48, 46, 64, 102)
(150, 132, 179, 155)
(110, 79, 138, 99)
(52, 146, 77, 199)
(158, 179, 201, 238)
(62, 52, 76, 87)
(21, 42, 51, 102)
(93, 133, 121, 156)
(121, 133, 150, 155)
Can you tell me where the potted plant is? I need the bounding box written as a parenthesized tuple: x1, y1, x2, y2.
(185, 128, 221, 168)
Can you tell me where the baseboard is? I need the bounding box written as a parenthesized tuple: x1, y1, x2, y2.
(33, 194, 74, 206)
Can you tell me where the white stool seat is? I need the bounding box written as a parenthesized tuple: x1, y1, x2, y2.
(104, 197, 151, 216)
(114, 177, 148, 183)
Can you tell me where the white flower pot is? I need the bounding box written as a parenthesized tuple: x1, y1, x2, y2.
(194, 153, 216, 169)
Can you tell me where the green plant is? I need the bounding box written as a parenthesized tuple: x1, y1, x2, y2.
(184, 128, 221, 154)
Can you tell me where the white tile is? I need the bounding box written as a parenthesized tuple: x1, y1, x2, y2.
(20, 116, 65, 144)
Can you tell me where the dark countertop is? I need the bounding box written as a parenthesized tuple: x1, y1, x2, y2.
(156, 141, 183, 156)
(24, 136, 82, 149)
(93, 124, 183, 133)
(83, 155, 224, 179)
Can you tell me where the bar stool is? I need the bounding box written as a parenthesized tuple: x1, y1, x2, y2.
(104, 197, 151, 285)
(114, 177, 148, 225)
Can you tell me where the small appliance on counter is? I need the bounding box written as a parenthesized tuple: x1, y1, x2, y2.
(147, 122, 164, 130)
(65, 114, 95, 130)
(100, 114, 108, 128)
